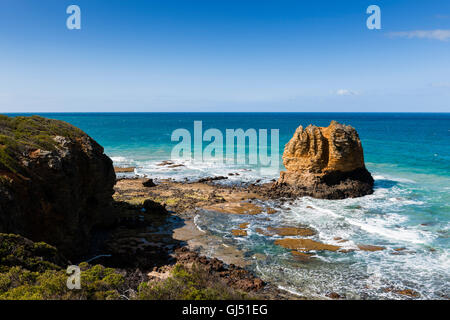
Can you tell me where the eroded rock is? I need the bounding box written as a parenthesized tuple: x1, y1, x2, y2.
(273, 121, 374, 199)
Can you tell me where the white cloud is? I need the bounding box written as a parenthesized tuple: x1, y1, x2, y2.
(388, 29, 450, 41)
(336, 89, 358, 96)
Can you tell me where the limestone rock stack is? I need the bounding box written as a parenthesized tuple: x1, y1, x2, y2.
(274, 121, 374, 199)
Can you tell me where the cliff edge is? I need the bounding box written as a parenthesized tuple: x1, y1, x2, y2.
(0, 115, 116, 258)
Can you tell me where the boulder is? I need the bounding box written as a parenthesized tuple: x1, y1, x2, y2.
(0, 115, 116, 259)
(142, 178, 156, 188)
(143, 199, 168, 215)
(274, 121, 373, 199)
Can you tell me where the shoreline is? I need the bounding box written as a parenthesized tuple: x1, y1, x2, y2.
(111, 174, 302, 299)
(111, 170, 426, 300)
(111, 172, 312, 299)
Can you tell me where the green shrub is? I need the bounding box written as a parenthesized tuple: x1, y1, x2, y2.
(0, 263, 125, 300)
(79, 264, 125, 300)
(138, 264, 248, 300)
(0, 234, 62, 273)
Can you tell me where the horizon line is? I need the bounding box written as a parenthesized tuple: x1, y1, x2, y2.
(2, 111, 450, 114)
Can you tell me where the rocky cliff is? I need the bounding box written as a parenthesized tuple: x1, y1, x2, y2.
(274, 121, 373, 199)
(0, 115, 116, 258)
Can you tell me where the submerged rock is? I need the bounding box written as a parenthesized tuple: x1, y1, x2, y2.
(196, 176, 228, 183)
(203, 202, 263, 215)
(0, 115, 116, 259)
(273, 121, 374, 199)
(357, 244, 385, 252)
(267, 226, 316, 237)
(274, 238, 341, 252)
(238, 223, 249, 229)
(231, 229, 248, 237)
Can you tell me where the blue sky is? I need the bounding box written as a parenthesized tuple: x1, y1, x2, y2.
(0, 0, 449, 112)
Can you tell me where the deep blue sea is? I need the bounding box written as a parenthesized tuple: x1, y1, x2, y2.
(8, 112, 450, 299)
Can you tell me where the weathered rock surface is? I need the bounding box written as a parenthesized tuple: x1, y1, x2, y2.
(273, 121, 374, 199)
(0, 115, 116, 258)
(174, 247, 265, 293)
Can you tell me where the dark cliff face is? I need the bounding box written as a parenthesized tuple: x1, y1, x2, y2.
(0, 115, 116, 259)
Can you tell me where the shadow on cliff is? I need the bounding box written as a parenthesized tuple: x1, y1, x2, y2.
(81, 201, 187, 270)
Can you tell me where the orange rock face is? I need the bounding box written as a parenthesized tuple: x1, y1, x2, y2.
(282, 121, 365, 175)
(274, 121, 374, 199)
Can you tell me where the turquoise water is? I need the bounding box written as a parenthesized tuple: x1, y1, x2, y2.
(8, 112, 450, 299)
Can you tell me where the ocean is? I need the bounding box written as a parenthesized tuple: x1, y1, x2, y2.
(8, 112, 450, 299)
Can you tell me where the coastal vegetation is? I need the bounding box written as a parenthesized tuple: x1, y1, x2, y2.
(0, 233, 251, 300)
(0, 115, 83, 174)
(0, 233, 125, 300)
(138, 264, 248, 300)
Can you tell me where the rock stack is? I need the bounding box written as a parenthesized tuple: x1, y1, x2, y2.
(274, 121, 374, 199)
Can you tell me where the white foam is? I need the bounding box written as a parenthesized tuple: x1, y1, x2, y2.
(345, 217, 431, 244)
(373, 174, 416, 184)
(193, 215, 206, 233)
(129, 158, 278, 184)
(289, 199, 433, 244)
(110, 156, 129, 162)
(277, 286, 304, 297)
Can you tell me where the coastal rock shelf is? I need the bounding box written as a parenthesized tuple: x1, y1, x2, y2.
(273, 121, 374, 199)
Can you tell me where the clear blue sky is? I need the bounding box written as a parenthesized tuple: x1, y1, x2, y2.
(1, 0, 449, 112)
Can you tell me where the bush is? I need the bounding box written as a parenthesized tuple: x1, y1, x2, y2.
(0, 263, 126, 300)
(0, 234, 63, 273)
(138, 264, 248, 300)
(0, 233, 126, 300)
